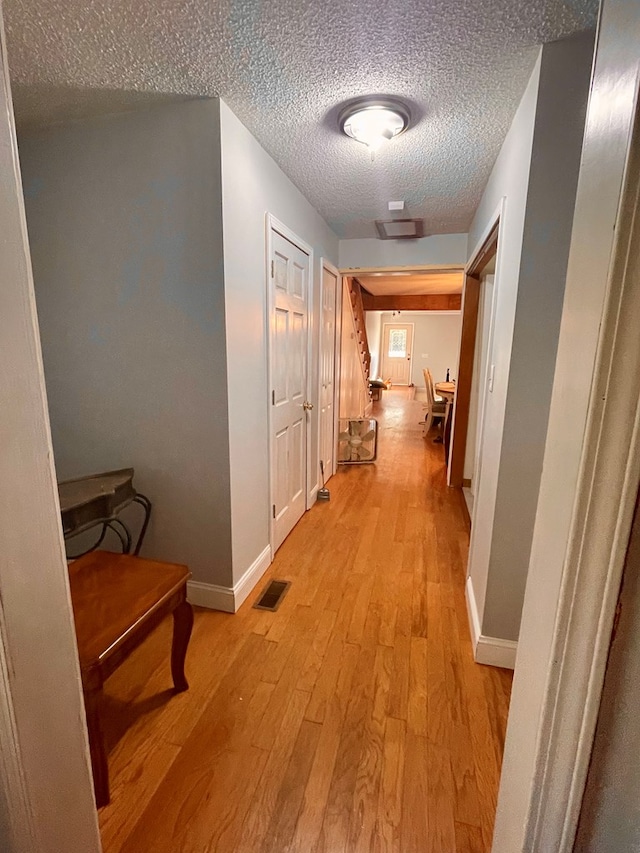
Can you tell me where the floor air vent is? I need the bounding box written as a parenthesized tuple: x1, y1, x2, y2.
(253, 579, 291, 611)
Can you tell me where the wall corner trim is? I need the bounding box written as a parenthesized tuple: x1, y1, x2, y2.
(466, 575, 517, 669)
(187, 544, 272, 614)
(465, 575, 482, 648)
(233, 544, 272, 610)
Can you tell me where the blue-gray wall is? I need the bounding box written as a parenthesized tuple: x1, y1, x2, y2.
(19, 99, 233, 586)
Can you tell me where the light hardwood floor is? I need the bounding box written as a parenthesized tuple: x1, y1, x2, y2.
(99, 388, 512, 852)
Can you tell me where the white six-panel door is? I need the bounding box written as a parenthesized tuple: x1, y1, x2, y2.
(270, 228, 310, 552)
(319, 264, 338, 480)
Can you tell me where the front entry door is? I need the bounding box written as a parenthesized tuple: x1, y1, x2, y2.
(270, 228, 310, 552)
(381, 323, 414, 385)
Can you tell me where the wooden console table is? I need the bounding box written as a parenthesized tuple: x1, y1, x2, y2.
(68, 551, 193, 807)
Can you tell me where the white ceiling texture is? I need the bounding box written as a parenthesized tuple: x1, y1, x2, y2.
(4, 0, 598, 238)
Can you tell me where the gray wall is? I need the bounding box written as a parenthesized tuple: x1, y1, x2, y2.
(468, 32, 594, 642)
(19, 100, 234, 587)
(485, 32, 594, 639)
(466, 54, 541, 636)
(339, 233, 468, 268)
(219, 100, 339, 585)
(483, 32, 594, 638)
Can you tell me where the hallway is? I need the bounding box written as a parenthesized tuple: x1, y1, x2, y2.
(99, 389, 512, 852)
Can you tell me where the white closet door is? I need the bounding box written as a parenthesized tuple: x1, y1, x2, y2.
(270, 229, 310, 552)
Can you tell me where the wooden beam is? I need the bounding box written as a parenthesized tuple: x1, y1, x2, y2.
(360, 293, 462, 311)
(449, 274, 481, 487)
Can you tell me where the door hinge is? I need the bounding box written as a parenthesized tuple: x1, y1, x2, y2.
(271, 259, 274, 278)
(272, 390, 275, 405)
(272, 504, 276, 519)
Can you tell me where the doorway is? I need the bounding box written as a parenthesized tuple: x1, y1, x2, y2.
(462, 265, 496, 516)
(380, 322, 414, 385)
(448, 215, 501, 488)
(268, 223, 312, 553)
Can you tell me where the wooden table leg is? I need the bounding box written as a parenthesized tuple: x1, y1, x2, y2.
(171, 598, 193, 693)
(83, 680, 110, 808)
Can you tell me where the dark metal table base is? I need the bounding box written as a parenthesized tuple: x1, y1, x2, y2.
(66, 493, 152, 560)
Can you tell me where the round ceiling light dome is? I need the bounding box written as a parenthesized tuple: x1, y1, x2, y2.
(339, 97, 411, 152)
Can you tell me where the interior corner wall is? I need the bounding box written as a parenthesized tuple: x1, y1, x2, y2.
(483, 31, 595, 640)
(468, 32, 595, 644)
(18, 99, 234, 588)
(218, 99, 339, 586)
(466, 52, 542, 639)
(338, 233, 468, 269)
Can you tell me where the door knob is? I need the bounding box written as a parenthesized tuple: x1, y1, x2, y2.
(303, 401, 314, 411)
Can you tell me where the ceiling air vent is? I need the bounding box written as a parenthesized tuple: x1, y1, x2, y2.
(375, 218, 424, 240)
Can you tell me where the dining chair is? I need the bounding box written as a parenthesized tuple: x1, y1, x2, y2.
(421, 368, 448, 436)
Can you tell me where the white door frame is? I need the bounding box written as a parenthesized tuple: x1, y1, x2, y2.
(461, 198, 504, 496)
(320, 258, 341, 481)
(470, 272, 496, 498)
(493, 2, 640, 848)
(380, 321, 415, 385)
(0, 12, 101, 851)
(333, 272, 346, 475)
(265, 214, 314, 555)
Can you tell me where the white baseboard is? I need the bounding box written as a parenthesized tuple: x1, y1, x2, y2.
(187, 544, 272, 614)
(187, 580, 235, 613)
(465, 575, 517, 669)
(475, 635, 517, 669)
(308, 484, 319, 507)
(233, 544, 272, 610)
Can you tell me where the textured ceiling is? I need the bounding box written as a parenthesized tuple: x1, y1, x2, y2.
(3, 0, 598, 238)
(358, 271, 464, 296)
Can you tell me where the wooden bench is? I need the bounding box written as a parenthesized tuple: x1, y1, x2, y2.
(68, 551, 193, 807)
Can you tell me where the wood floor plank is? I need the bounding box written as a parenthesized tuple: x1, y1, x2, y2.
(97, 388, 513, 853)
(387, 633, 411, 721)
(347, 644, 393, 851)
(455, 820, 487, 853)
(296, 607, 338, 694)
(375, 716, 406, 853)
(118, 634, 274, 851)
(314, 645, 377, 852)
(426, 741, 457, 853)
(400, 733, 430, 853)
(289, 642, 360, 853)
(407, 636, 428, 736)
(259, 718, 322, 853)
(236, 688, 311, 851)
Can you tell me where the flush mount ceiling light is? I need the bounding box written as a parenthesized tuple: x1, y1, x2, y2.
(339, 97, 410, 153)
